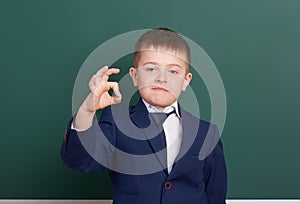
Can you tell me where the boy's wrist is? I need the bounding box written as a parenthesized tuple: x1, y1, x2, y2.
(73, 103, 96, 131)
(81, 102, 96, 115)
(81, 94, 98, 114)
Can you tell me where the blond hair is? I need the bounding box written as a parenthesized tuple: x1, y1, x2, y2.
(133, 28, 191, 72)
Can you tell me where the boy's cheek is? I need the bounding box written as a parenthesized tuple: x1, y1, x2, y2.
(137, 79, 154, 88)
(170, 81, 185, 92)
(181, 82, 189, 91)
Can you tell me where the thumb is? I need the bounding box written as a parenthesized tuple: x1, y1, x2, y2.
(109, 82, 122, 105)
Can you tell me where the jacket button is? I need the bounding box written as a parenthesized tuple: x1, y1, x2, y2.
(164, 181, 172, 190)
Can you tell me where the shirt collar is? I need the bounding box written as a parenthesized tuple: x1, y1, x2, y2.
(142, 99, 181, 118)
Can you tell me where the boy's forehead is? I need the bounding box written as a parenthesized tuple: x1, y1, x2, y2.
(137, 47, 189, 65)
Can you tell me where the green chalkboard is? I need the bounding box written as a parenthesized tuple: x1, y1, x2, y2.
(0, 0, 300, 199)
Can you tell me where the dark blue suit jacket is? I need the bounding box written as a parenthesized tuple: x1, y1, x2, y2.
(61, 99, 227, 204)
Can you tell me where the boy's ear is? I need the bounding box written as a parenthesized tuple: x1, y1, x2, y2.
(182, 73, 192, 91)
(129, 67, 138, 87)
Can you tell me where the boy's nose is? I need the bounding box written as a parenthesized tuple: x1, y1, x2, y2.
(155, 68, 167, 83)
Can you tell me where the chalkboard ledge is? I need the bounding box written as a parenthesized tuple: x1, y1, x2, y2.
(0, 200, 300, 204)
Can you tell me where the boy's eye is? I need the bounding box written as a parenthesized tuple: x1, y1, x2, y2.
(145, 67, 158, 72)
(169, 69, 178, 74)
(168, 68, 179, 74)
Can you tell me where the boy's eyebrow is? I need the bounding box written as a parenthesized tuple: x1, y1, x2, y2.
(142, 62, 183, 69)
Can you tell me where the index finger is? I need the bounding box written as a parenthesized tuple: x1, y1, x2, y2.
(96, 66, 120, 78)
(104, 68, 120, 76)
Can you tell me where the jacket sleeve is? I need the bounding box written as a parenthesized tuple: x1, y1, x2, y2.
(60, 107, 116, 173)
(204, 125, 228, 204)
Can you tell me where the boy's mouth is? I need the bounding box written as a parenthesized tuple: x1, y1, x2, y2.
(151, 86, 169, 92)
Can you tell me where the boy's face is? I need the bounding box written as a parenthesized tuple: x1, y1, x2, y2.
(129, 49, 192, 111)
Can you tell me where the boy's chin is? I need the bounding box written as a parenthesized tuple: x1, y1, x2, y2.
(149, 100, 177, 109)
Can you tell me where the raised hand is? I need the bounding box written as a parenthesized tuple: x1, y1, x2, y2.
(74, 66, 122, 130)
(85, 65, 122, 112)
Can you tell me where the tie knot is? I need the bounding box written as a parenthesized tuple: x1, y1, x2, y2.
(150, 109, 177, 125)
(166, 109, 176, 117)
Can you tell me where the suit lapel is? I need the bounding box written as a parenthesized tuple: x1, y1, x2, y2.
(169, 106, 200, 176)
(130, 99, 168, 174)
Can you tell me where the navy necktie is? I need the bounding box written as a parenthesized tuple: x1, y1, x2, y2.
(149, 109, 178, 173)
(149, 109, 177, 148)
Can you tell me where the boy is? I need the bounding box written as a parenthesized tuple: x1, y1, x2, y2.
(61, 28, 227, 204)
